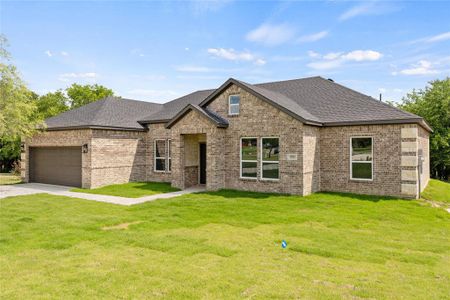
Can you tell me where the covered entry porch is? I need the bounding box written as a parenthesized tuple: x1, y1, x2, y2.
(182, 133, 207, 188)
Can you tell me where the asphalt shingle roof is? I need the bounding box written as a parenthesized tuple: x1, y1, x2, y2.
(45, 96, 163, 130)
(45, 76, 428, 131)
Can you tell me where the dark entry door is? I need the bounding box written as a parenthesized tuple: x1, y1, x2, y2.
(29, 147, 82, 187)
(199, 143, 206, 184)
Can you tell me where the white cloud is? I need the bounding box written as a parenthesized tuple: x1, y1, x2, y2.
(61, 51, 69, 56)
(307, 50, 382, 70)
(396, 60, 439, 75)
(341, 50, 383, 61)
(246, 23, 296, 46)
(339, 2, 397, 21)
(59, 72, 98, 82)
(307, 50, 320, 58)
(207, 48, 266, 66)
(425, 31, 450, 43)
(297, 31, 328, 43)
(307, 60, 343, 70)
(45, 50, 53, 57)
(323, 52, 342, 60)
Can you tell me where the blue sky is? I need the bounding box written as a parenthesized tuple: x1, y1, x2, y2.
(2, 0, 450, 103)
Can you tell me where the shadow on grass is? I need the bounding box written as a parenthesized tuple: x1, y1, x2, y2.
(132, 182, 180, 193)
(197, 189, 406, 202)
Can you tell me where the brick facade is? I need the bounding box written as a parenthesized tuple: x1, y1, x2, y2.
(24, 83, 430, 198)
(22, 129, 146, 188)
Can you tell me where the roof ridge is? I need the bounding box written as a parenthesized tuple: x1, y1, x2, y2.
(254, 76, 321, 86)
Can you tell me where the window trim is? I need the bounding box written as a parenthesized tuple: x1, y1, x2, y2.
(228, 94, 240, 116)
(167, 139, 172, 173)
(240, 137, 258, 180)
(154, 139, 167, 173)
(350, 136, 373, 181)
(260, 137, 280, 181)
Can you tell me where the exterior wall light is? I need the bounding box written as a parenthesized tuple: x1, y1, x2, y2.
(82, 144, 89, 153)
(20, 142, 26, 153)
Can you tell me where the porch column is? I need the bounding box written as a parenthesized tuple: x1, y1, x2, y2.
(206, 129, 226, 191)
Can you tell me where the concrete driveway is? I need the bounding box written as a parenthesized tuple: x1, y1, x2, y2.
(0, 183, 204, 205)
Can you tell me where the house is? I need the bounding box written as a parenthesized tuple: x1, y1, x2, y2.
(21, 76, 431, 199)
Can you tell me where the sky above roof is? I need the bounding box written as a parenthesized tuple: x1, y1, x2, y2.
(2, 0, 450, 103)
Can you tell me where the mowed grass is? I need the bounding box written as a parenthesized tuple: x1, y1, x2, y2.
(71, 181, 180, 198)
(0, 174, 21, 185)
(1, 190, 449, 299)
(422, 179, 450, 203)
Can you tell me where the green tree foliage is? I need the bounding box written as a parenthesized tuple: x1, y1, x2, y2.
(0, 35, 42, 171)
(36, 90, 69, 119)
(398, 78, 450, 181)
(66, 83, 113, 109)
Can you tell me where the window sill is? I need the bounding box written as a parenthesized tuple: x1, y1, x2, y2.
(239, 177, 257, 181)
(350, 178, 373, 182)
(260, 178, 280, 182)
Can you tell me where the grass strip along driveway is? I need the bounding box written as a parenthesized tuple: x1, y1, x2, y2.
(71, 182, 180, 198)
(1, 185, 449, 299)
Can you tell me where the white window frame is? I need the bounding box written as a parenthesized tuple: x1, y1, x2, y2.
(154, 139, 167, 173)
(167, 139, 172, 173)
(350, 136, 373, 181)
(240, 137, 258, 179)
(260, 137, 280, 181)
(228, 94, 240, 116)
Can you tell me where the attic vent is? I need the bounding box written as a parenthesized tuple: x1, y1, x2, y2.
(327, 78, 334, 82)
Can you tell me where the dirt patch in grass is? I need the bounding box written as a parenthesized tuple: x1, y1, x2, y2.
(102, 221, 142, 231)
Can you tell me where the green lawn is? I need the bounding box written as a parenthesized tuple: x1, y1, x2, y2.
(71, 182, 180, 198)
(422, 179, 450, 203)
(1, 190, 449, 299)
(0, 174, 21, 185)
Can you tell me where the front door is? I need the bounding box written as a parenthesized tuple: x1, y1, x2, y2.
(199, 143, 206, 184)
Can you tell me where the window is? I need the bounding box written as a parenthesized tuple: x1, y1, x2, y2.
(154, 139, 167, 172)
(350, 137, 373, 180)
(168, 139, 172, 172)
(229, 95, 240, 115)
(240, 138, 257, 178)
(261, 137, 279, 180)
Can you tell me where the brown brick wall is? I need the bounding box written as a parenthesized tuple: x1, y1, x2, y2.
(90, 130, 147, 188)
(206, 84, 304, 194)
(320, 124, 406, 197)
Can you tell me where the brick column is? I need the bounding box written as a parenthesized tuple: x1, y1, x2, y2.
(400, 126, 419, 198)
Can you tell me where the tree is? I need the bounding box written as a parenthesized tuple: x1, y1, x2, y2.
(36, 90, 69, 119)
(66, 83, 113, 109)
(0, 35, 43, 171)
(397, 78, 450, 181)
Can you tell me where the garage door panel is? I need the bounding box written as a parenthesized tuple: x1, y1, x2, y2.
(30, 147, 82, 187)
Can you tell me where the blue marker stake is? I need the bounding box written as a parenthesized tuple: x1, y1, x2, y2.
(281, 240, 287, 249)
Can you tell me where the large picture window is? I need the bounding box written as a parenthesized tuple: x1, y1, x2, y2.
(350, 137, 373, 180)
(240, 138, 257, 178)
(154, 139, 167, 172)
(261, 137, 279, 180)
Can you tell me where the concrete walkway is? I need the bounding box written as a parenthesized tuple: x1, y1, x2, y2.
(0, 183, 205, 205)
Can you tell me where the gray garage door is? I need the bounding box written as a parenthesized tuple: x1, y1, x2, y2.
(29, 147, 82, 187)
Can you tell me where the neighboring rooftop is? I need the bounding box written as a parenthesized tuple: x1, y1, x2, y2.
(44, 76, 430, 131)
(44, 96, 163, 131)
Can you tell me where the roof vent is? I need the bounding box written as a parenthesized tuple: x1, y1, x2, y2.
(327, 78, 334, 82)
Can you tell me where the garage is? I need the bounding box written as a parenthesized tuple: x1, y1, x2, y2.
(29, 147, 82, 187)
